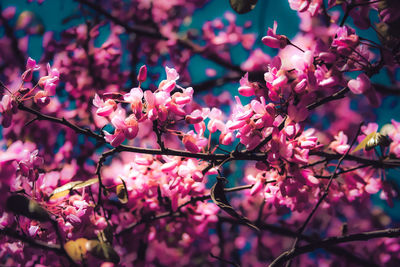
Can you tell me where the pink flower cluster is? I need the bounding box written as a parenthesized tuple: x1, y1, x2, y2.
(0, 0, 400, 266)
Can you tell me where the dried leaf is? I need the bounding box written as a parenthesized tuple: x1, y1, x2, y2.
(353, 132, 391, 153)
(352, 132, 378, 153)
(210, 177, 259, 231)
(365, 133, 390, 151)
(64, 238, 88, 263)
(229, 0, 258, 14)
(50, 181, 82, 200)
(116, 178, 128, 204)
(50, 178, 98, 200)
(87, 240, 120, 264)
(102, 226, 114, 244)
(72, 178, 99, 190)
(6, 194, 51, 222)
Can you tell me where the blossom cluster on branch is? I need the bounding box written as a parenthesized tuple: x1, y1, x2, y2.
(0, 0, 400, 266)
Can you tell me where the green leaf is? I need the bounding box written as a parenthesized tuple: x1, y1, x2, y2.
(6, 194, 51, 222)
(211, 177, 259, 231)
(229, 0, 258, 14)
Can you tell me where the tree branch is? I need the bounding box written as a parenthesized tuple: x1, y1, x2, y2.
(0, 4, 26, 70)
(117, 180, 276, 235)
(0, 227, 62, 253)
(269, 228, 400, 266)
(18, 102, 400, 169)
(307, 87, 349, 110)
(219, 217, 378, 267)
(75, 0, 164, 40)
(75, 0, 243, 73)
(18, 103, 105, 142)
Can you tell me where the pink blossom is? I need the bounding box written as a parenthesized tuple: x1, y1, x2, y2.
(159, 66, 179, 93)
(329, 131, 350, 154)
(38, 63, 60, 96)
(104, 109, 139, 146)
(264, 57, 287, 102)
(332, 26, 359, 55)
(93, 94, 117, 117)
(182, 130, 207, 153)
(262, 21, 289, 49)
(124, 88, 143, 119)
(348, 73, 371, 95)
(21, 57, 40, 82)
(288, 0, 322, 16)
(238, 73, 255, 97)
(0, 95, 16, 128)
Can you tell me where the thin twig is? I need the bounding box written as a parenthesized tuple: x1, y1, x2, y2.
(0, 227, 78, 266)
(210, 252, 241, 267)
(18, 103, 105, 142)
(0, 228, 62, 253)
(273, 122, 364, 267)
(0, 4, 26, 70)
(75, 0, 243, 73)
(269, 227, 400, 266)
(219, 217, 378, 267)
(117, 180, 276, 235)
(18, 103, 400, 169)
(307, 87, 350, 110)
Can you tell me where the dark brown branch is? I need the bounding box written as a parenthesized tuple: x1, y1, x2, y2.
(0, 4, 26, 70)
(75, 0, 243, 73)
(18, 104, 400, 169)
(314, 163, 370, 179)
(268, 228, 400, 266)
(0, 228, 62, 253)
(307, 87, 349, 110)
(210, 252, 241, 267)
(117, 181, 276, 235)
(95, 148, 119, 206)
(310, 150, 400, 168)
(18, 103, 105, 142)
(373, 83, 400, 95)
(75, 0, 164, 40)
(219, 217, 378, 267)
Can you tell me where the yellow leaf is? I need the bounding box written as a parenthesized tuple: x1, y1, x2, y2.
(87, 240, 120, 264)
(50, 178, 98, 200)
(50, 181, 81, 200)
(72, 178, 99, 190)
(352, 132, 378, 153)
(116, 178, 128, 204)
(64, 238, 88, 262)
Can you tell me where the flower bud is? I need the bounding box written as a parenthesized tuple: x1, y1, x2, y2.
(137, 65, 147, 83)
